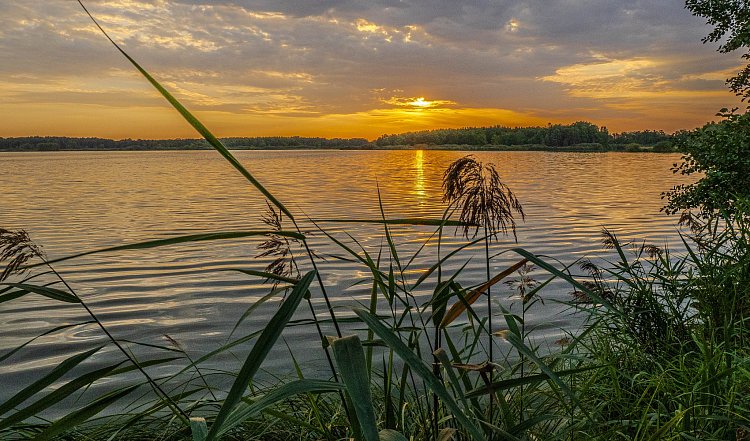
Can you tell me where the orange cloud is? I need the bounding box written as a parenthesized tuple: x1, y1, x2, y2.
(381, 96, 456, 109)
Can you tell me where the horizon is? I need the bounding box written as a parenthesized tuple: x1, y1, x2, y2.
(0, 1, 744, 140)
(0, 119, 682, 144)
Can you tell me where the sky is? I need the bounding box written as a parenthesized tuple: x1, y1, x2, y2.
(0, 0, 745, 140)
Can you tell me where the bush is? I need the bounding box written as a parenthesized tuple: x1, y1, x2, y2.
(652, 140, 674, 152)
(624, 143, 643, 152)
(572, 204, 750, 438)
(663, 110, 750, 219)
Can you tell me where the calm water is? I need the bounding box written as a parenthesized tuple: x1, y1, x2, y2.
(0, 150, 690, 401)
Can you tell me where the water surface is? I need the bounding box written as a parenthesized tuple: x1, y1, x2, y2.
(0, 150, 690, 400)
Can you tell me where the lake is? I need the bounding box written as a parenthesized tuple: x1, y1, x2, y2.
(0, 150, 690, 402)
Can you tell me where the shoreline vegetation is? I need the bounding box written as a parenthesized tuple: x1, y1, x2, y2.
(0, 122, 678, 153)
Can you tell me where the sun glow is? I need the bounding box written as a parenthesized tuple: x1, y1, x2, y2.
(382, 96, 456, 109)
(409, 97, 432, 108)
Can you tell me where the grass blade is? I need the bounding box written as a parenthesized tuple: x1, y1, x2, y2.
(331, 335, 379, 441)
(314, 218, 473, 227)
(0, 363, 125, 431)
(379, 429, 409, 441)
(354, 308, 485, 441)
(504, 333, 587, 418)
(0, 346, 103, 416)
(0, 283, 80, 304)
(0, 322, 94, 364)
(190, 417, 208, 441)
(33, 385, 139, 441)
(41, 231, 303, 267)
(218, 379, 344, 438)
(464, 365, 604, 398)
(205, 271, 316, 441)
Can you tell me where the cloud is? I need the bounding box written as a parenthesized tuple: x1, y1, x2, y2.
(381, 96, 456, 108)
(0, 0, 744, 138)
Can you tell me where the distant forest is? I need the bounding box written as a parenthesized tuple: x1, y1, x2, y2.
(375, 121, 678, 150)
(0, 121, 680, 151)
(0, 136, 370, 151)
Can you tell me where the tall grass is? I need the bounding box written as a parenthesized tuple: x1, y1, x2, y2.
(2, 3, 750, 440)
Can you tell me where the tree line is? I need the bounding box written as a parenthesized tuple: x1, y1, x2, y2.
(375, 121, 676, 149)
(0, 122, 679, 151)
(0, 136, 370, 151)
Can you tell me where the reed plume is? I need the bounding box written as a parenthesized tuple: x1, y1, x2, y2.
(0, 228, 44, 281)
(257, 201, 300, 282)
(442, 155, 524, 241)
(442, 155, 524, 424)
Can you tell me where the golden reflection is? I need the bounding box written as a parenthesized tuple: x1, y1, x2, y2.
(413, 149, 426, 202)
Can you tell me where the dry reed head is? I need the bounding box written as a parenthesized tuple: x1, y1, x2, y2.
(257, 201, 300, 281)
(442, 155, 524, 241)
(641, 244, 663, 259)
(504, 263, 539, 304)
(678, 210, 703, 232)
(579, 259, 602, 278)
(0, 228, 44, 282)
(600, 228, 620, 250)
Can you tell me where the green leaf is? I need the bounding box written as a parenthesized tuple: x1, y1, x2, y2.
(314, 218, 473, 227)
(464, 365, 604, 398)
(0, 321, 94, 364)
(43, 231, 304, 267)
(34, 385, 139, 441)
(0, 289, 29, 304)
(190, 417, 208, 441)
(645, 409, 688, 441)
(205, 271, 315, 441)
(217, 379, 344, 437)
(504, 333, 587, 418)
(379, 429, 409, 441)
(0, 283, 80, 303)
(223, 268, 300, 285)
(0, 346, 103, 416)
(331, 335, 379, 441)
(354, 308, 485, 441)
(433, 348, 470, 413)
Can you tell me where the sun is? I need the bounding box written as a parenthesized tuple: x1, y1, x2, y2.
(407, 97, 433, 108)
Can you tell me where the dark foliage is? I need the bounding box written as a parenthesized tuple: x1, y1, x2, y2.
(663, 110, 750, 219)
(686, 0, 750, 99)
(376, 122, 675, 148)
(0, 136, 370, 152)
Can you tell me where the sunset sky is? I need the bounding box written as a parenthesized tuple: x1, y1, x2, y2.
(0, 1, 744, 140)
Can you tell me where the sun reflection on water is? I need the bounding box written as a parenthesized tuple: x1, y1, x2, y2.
(413, 149, 426, 203)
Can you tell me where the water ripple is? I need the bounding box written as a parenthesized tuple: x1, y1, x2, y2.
(0, 150, 693, 399)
